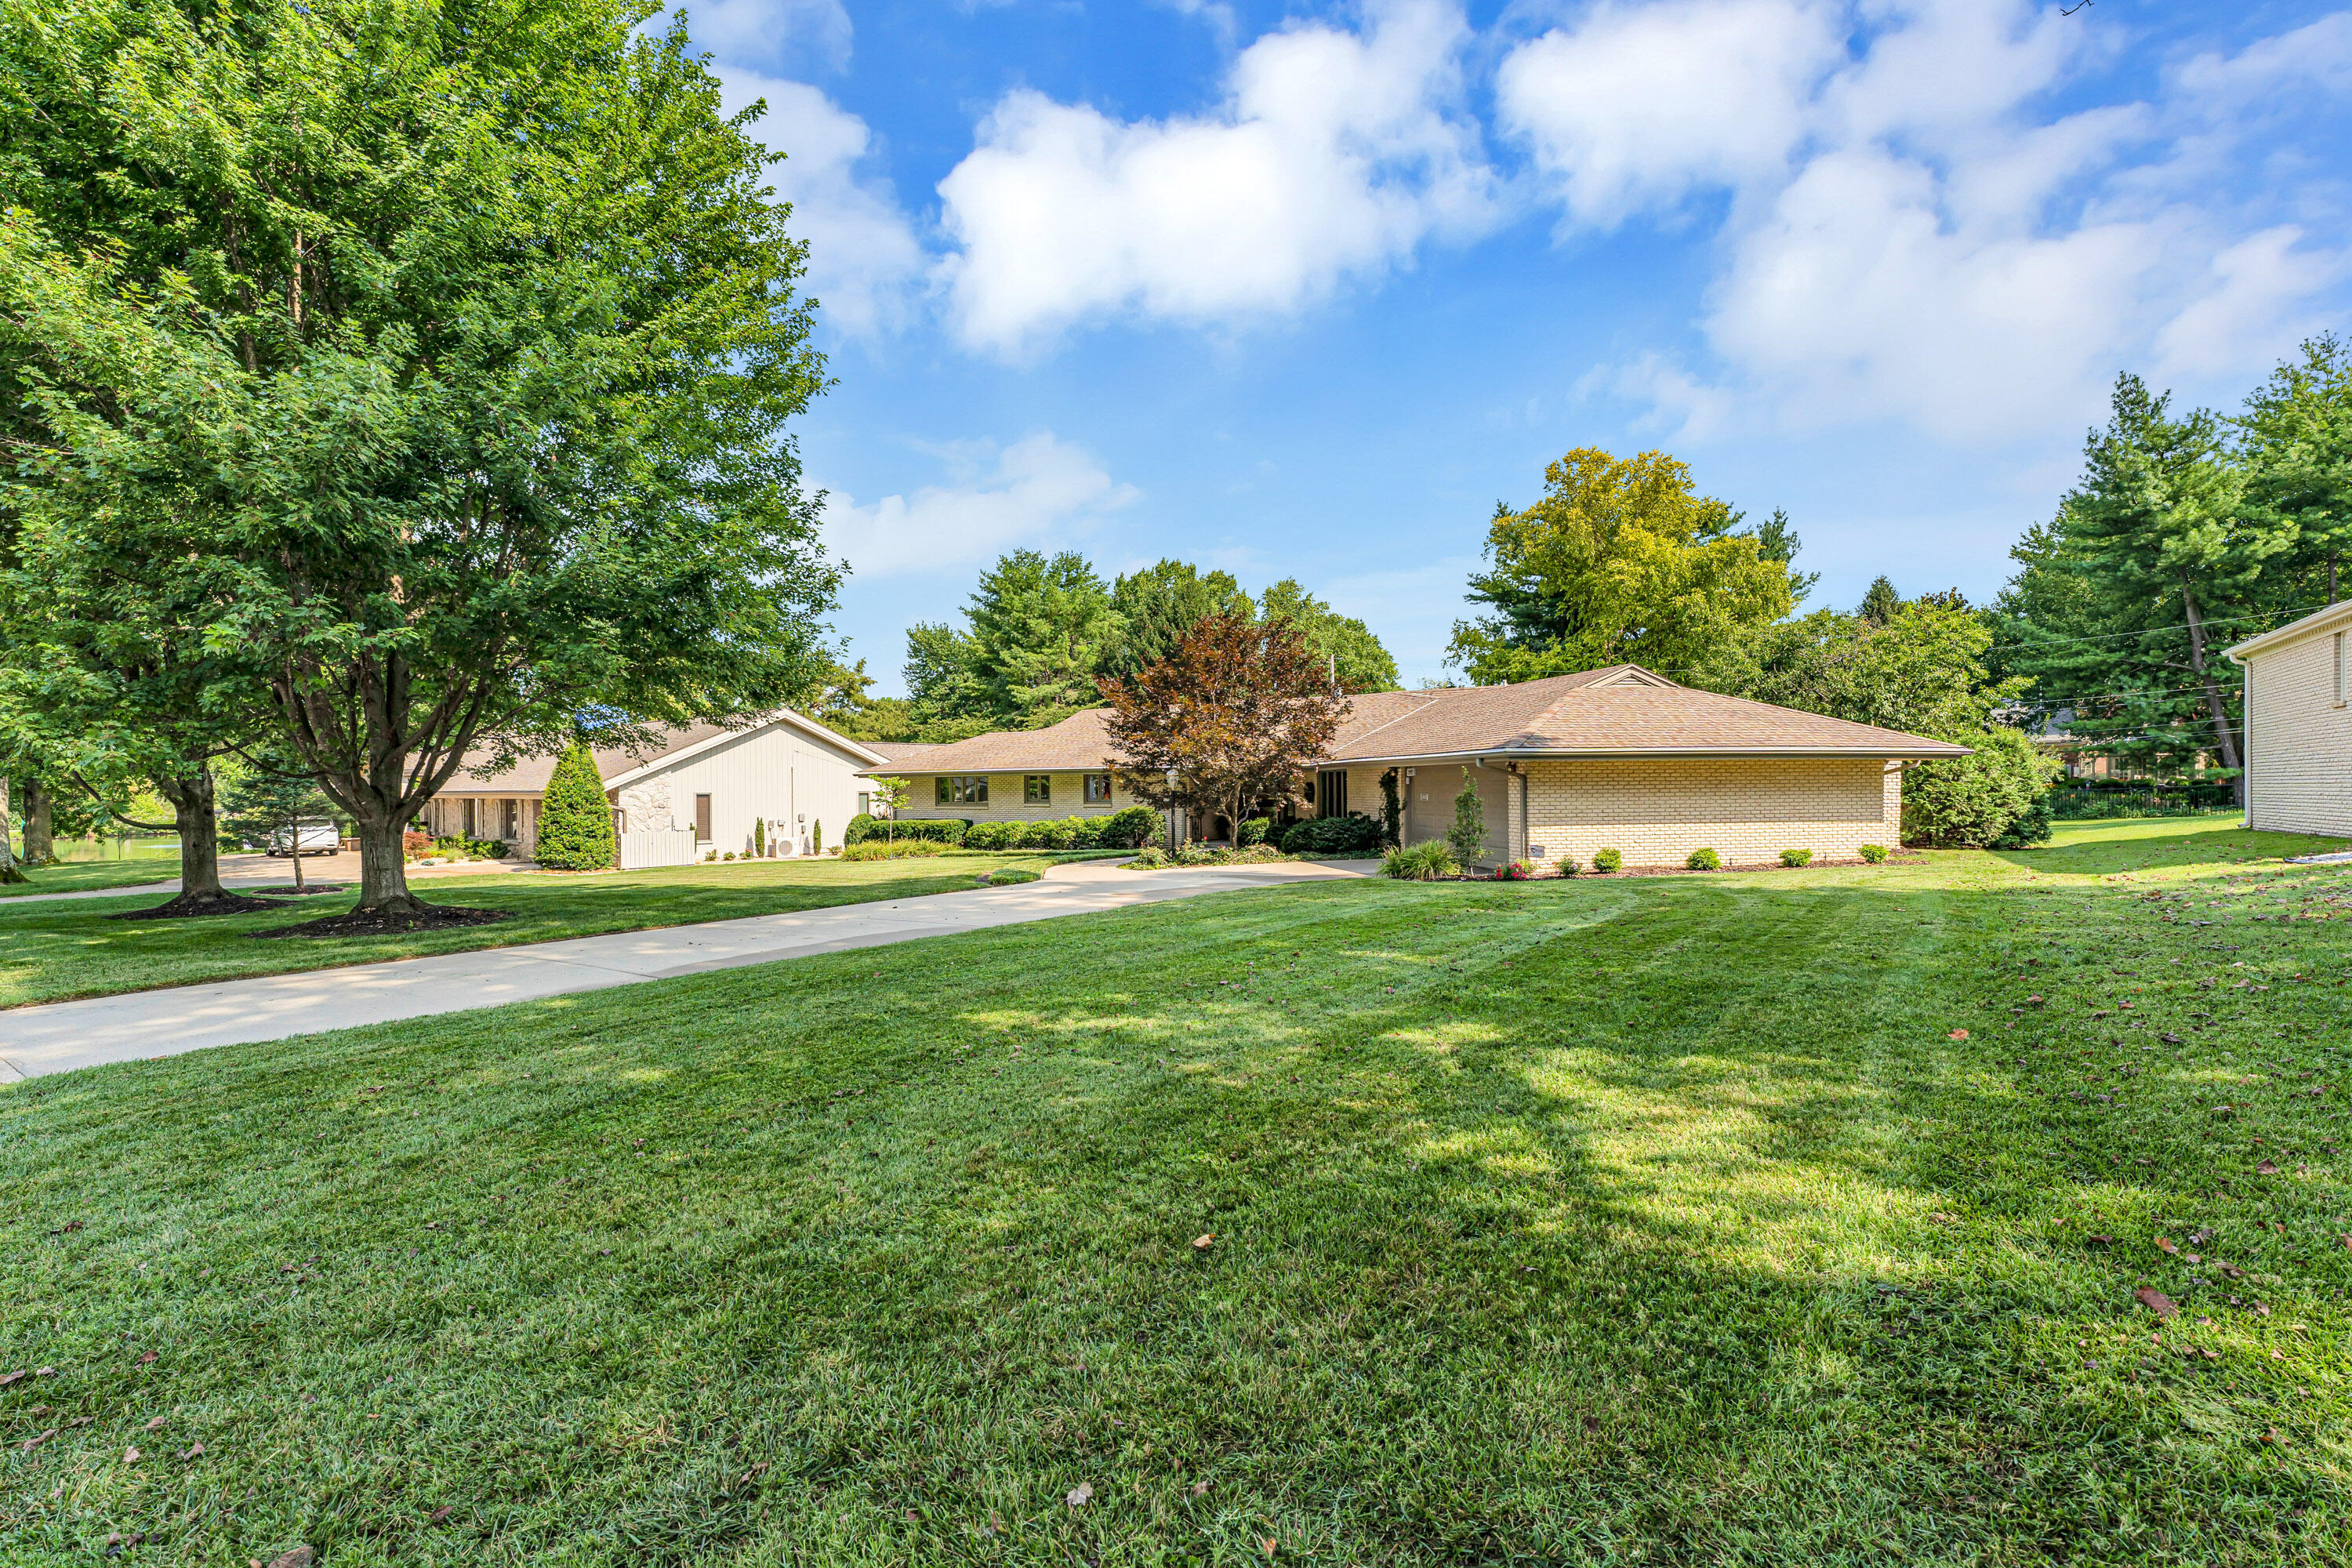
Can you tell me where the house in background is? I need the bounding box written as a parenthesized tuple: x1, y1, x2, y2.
(2229, 601, 2352, 837)
(870, 665, 1970, 866)
(420, 709, 887, 866)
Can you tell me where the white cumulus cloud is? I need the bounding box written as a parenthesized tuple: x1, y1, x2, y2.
(822, 434, 1142, 579)
(935, 0, 1495, 354)
(1512, 0, 2351, 443)
(1496, 0, 1841, 226)
(712, 69, 926, 336)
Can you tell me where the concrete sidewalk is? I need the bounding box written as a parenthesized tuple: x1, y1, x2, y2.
(0, 858, 1374, 1081)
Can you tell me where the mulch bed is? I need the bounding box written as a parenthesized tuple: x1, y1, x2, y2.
(105, 891, 281, 920)
(251, 905, 513, 940)
(249, 884, 350, 897)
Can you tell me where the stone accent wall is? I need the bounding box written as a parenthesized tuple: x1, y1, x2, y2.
(1517, 757, 1901, 868)
(617, 775, 680, 834)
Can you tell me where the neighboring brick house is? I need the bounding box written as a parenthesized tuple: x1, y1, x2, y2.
(2228, 600, 2352, 837)
(869, 665, 1969, 866)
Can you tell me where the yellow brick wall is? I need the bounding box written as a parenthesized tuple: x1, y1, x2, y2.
(2244, 624, 2352, 837)
(894, 771, 1143, 825)
(1518, 757, 1902, 868)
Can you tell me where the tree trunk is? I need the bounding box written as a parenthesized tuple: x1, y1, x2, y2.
(292, 813, 308, 891)
(0, 777, 21, 884)
(161, 768, 225, 898)
(2180, 587, 2246, 808)
(345, 804, 426, 916)
(23, 778, 54, 864)
(124, 764, 267, 915)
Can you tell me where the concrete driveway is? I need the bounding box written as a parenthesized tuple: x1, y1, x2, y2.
(0, 858, 1376, 1081)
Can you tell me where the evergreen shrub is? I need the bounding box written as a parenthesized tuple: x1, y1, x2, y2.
(536, 742, 616, 870)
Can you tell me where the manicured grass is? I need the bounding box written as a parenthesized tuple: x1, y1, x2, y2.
(0, 856, 182, 899)
(5, 816, 2352, 1563)
(0, 855, 1058, 1009)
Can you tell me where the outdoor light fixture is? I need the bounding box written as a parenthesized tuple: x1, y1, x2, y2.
(1164, 768, 1179, 853)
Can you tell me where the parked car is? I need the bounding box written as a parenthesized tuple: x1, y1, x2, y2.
(265, 822, 343, 857)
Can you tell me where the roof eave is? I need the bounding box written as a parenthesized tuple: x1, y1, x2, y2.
(1335, 745, 1971, 764)
(2227, 598, 2352, 663)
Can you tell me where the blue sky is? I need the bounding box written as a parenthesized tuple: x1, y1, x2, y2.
(676, 0, 2352, 691)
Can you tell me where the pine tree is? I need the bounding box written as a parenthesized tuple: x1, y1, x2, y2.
(536, 743, 615, 871)
(1857, 575, 1901, 626)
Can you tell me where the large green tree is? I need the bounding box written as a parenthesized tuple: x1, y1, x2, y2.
(1258, 579, 1400, 693)
(1450, 448, 1797, 684)
(2239, 334, 2352, 604)
(1105, 560, 1253, 677)
(1997, 376, 2297, 803)
(966, 550, 1121, 720)
(1696, 595, 2020, 741)
(0, 0, 837, 918)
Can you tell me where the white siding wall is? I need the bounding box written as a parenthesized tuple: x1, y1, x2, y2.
(2244, 625, 2352, 837)
(616, 723, 873, 857)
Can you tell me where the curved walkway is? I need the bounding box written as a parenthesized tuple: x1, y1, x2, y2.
(0, 858, 1375, 1082)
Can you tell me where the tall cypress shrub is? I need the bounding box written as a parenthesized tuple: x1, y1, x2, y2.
(536, 743, 615, 870)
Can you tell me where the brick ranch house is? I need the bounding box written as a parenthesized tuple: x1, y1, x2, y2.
(866, 664, 1970, 867)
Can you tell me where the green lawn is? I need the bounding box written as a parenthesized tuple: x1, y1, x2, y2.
(0, 855, 182, 899)
(0, 855, 1059, 1009)
(5, 816, 2352, 1564)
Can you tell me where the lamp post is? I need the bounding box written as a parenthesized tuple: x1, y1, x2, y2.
(1164, 768, 1179, 854)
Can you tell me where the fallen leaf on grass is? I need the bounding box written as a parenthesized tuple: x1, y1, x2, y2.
(16, 1430, 56, 1451)
(1192, 1480, 1211, 1497)
(136, 1351, 156, 1365)
(1192, 1234, 1214, 1252)
(143, 1416, 165, 1431)
(428, 1506, 452, 1524)
(2135, 1287, 2178, 1319)
(0, 1371, 23, 1388)
(1065, 1482, 1093, 1508)
(2155, 1236, 2179, 1254)
(269, 1548, 314, 1568)
(181, 1443, 204, 1460)
(122, 1446, 140, 1464)
(2257, 1160, 2278, 1175)
(1949, 1029, 1969, 1040)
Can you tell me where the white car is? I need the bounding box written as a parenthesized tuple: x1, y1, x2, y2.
(266, 822, 343, 857)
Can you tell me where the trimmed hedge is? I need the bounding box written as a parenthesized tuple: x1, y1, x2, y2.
(1281, 813, 1384, 855)
(844, 816, 970, 847)
(1237, 817, 1272, 848)
(1098, 805, 1160, 849)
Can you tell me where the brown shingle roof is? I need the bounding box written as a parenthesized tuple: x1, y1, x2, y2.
(862, 666, 1968, 775)
(434, 710, 889, 794)
(864, 740, 948, 764)
(434, 723, 736, 794)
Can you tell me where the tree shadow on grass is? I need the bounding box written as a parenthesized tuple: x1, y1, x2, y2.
(2, 875, 2347, 1565)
